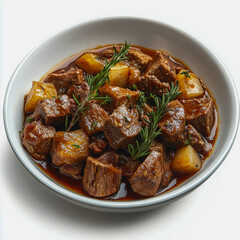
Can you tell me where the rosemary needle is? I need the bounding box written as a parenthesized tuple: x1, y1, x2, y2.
(128, 82, 181, 161)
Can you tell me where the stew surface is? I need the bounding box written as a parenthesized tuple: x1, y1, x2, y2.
(21, 43, 218, 200)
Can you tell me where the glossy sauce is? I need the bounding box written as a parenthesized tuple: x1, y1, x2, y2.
(30, 44, 219, 201)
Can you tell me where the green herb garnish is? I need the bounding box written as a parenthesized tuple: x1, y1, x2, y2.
(67, 42, 130, 131)
(90, 121, 98, 131)
(132, 84, 137, 91)
(123, 116, 130, 123)
(26, 117, 32, 123)
(72, 144, 80, 149)
(185, 134, 193, 145)
(138, 91, 147, 106)
(128, 82, 181, 160)
(65, 115, 68, 131)
(180, 70, 191, 78)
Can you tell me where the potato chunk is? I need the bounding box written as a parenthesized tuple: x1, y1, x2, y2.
(108, 63, 129, 88)
(25, 81, 57, 113)
(98, 85, 139, 112)
(128, 66, 140, 88)
(171, 145, 202, 173)
(51, 129, 89, 166)
(176, 70, 204, 99)
(75, 53, 104, 75)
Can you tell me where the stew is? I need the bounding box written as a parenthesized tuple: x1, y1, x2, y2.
(21, 42, 218, 200)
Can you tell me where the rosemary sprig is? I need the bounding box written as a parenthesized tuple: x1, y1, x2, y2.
(66, 42, 130, 131)
(128, 82, 181, 160)
(180, 70, 191, 78)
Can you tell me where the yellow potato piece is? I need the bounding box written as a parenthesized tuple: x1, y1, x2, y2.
(108, 63, 129, 88)
(171, 145, 202, 173)
(25, 81, 57, 113)
(128, 66, 140, 88)
(176, 70, 204, 99)
(51, 129, 89, 166)
(75, 53, 104, 75)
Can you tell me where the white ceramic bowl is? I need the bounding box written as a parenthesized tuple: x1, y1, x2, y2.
(4, 17, 239, 212)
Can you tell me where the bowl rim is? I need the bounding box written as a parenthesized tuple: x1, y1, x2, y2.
(4, 16, 240, 210)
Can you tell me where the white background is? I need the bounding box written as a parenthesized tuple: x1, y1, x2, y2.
(1, 0, 240, 239)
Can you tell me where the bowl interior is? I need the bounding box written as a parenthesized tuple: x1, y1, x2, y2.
(4, 17, 239, 212)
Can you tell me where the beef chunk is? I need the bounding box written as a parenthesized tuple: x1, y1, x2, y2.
(45, 67, 84, 95)
(129, 151, 164, 197)
(89, 135, 107, 156)
(126, 49, 152, 71)
(128, 66, 141, 88)
(130, 108, 139, 120)
(118, 154, 140, 178)
(185, 124, 205, 152)
(136, 74, 170, 96)
(99, 47, 152, 71)
(59, 162, 83, 179)
(145, 51, 176, 83)
(78, 103, 109, 136)
(67, 82, 90, 104)
(98, 85, 139, 112)
(169, 56, 185, 73)
(160, 161, 172, 188)
(103, 104, 141, 149)
(158, 100, 186, 147)
(51, 129, 89, 166)
(83, 157, 122, 197)
(181, 98, 214, 137)
(149, 141, 172, 188)
(98, 47, 117, 59)
(21, 120, 55, 160)
(34, 95, 76, 126)
(150, 140, 164, 154)
(98, 151, 119, 167)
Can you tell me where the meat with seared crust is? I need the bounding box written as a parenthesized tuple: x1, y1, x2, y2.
(83, 156, 122, 197)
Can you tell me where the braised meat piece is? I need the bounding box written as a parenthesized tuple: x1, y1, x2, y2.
(145, 51, 176, 83)
(150, 140, 164, 154)
(103, 104, 141, 149)
(21, 120, 55, 160)
(129, 151, 164, 197)
(98, 151, 119, 167)
(118, 154, 140, 178)
(160, 161, 172, 188)
(51, 129, 89, 167)
(45, 67, 84, 95)
(98, 85, 139, 112)
(169, 56, 185, 73)
(34, 94, 76, 127)
(185, 124, 205, 152)
(78, 103, 109, 136)
(83, 156, 122, 197)
(99, 47, 152, 71)
(89, 135, 107, 156)
(181, 98, 214, 137)
(130, 108, 139, 120)
(128, 66, 141, 88)
(67, 82, 90, 104)
(158, 100, 186, 147)
(149, 141, 172, 188)
(59, 162, 84, 179)
(136, 74, 170, 96)
(126, 49, 153, 71)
